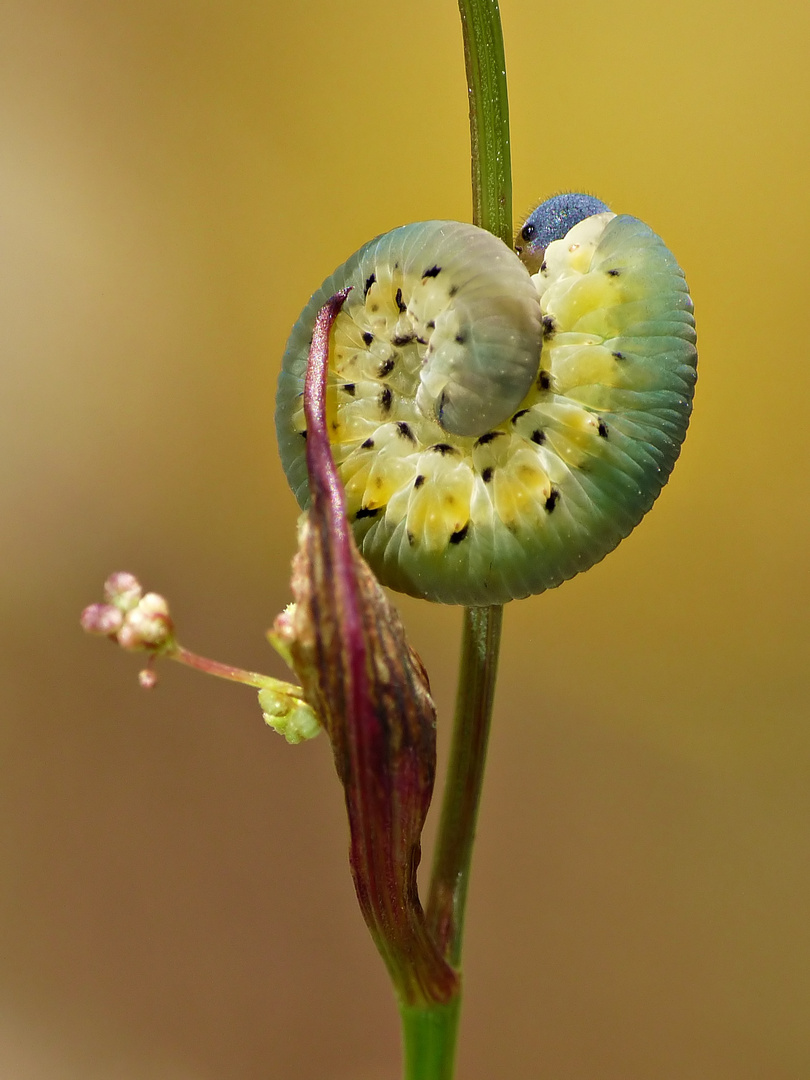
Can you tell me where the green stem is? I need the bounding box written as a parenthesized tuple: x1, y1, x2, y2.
(435, 0, 512, 961)
(400, 607, 504, 1078)
(400, 998, 462, 1080)
(427, 606, 504, 964)
(458, 0, 513, 244)
(398, 1, 511, 1075)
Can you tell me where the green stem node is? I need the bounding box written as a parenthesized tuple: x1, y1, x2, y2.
(400, 998, 462, 1080)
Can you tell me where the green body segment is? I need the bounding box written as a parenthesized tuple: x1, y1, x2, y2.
(276, 214, 696, 606)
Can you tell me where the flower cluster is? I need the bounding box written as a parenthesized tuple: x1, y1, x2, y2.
(80, 572, 319, 741)
(81, 572, 176, 687)
(81, 572, 175, 651)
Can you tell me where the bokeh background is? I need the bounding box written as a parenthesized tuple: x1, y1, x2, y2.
(2, 0, 808, 1076)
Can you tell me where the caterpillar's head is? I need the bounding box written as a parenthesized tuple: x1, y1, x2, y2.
(515, 192, 610, 273)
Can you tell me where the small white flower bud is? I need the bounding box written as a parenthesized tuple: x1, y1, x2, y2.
(138, 593, 170, 618)
(138, 668, 158, 689)
(103, 572, 143, 613)
(116, 622, 141, 650)
(80, 603, 124, 636)
(118, 593, 174, 651)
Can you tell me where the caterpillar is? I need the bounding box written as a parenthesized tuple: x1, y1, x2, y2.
(275, 194, 697, 606)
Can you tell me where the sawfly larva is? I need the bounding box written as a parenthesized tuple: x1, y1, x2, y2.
(276, 194, 697, 605)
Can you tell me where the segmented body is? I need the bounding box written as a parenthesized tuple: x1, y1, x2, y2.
(276, 211, 696, 605)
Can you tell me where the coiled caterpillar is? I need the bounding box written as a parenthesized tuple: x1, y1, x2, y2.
(276, 194, 697, 606)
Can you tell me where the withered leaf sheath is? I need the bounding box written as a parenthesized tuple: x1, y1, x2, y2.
(281, 291, 458, 1006)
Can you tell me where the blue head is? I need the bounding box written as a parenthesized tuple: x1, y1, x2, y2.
(515, 192, 610, 273)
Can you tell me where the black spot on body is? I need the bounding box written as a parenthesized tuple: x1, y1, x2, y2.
(395, 288, 406, 314)
(540, 260, 548, 273)
(422, 265, 442, 278)
(379, 387, 392, 413)
(362, 331, 374, 346)
(355, 506, 380, 519)
(300, 430, 307, 440)
(455, 332, 467, 345)
(427, 320, 435, 330)
(530, 429, 546, 445)
(448, 285, 459, 298)
(396, 421, 415, 442)
(392, 334, 415, 347)
(545, 488, 560, 512)
(429, 443, 457, 455)
(612, 351, 625, 361)
(407, 530, 415, 546)
(481, 466, 494, 483)
(475, 431, 504, 446)
(414, 474, 425, 488)
(343, 382, 356, 396)
(361, 437, 375, 450)
(511, 409, 530, 423)
(449, 523, 469, 544)
(378, 356, 396, 377)
(607, 268, 621, 277)
(597, 419, 609, 438)
(542, 315, 556, 339)
(364, 273, 376, 298)
(538, 370, 552, 390)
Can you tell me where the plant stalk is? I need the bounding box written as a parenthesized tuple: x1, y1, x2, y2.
(457, 0, 513, 244)
(427, 606, 504, 964)
(400, 998, 462, 1080)
(398, 0, 511, 1073)
(400, 606, 504, 1078)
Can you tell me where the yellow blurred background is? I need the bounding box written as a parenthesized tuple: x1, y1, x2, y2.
(1, 0, 808, 1076)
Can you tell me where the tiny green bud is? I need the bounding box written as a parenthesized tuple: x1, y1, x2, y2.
(267, 603, 298, 670)
(257, 686, 320, 744)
